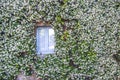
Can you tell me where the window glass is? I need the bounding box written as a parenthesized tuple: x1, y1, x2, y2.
(39, 29, 45, 51)
(36, 27, 55, 54)
(49, 28, 55, 51)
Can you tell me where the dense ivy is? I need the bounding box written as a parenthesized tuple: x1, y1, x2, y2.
(0, 0, 120, 80)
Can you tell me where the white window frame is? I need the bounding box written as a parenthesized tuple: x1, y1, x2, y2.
(36, 26, 55, 55)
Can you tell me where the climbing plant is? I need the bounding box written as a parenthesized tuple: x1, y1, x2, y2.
(0, 0, 120, 80)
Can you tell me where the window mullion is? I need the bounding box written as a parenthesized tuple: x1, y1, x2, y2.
(45, 27, 49, 52)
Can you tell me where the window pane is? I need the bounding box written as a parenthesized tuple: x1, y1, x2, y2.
(39, 29, 46, 51)
(48, 28, 55, 52)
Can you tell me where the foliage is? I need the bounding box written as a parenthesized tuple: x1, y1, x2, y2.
(0, 0, 120, 80)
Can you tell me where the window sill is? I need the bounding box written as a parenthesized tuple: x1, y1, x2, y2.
(37, 52, 54, 58)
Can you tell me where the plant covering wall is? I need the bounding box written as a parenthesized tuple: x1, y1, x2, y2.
(0, 0, 120, 80)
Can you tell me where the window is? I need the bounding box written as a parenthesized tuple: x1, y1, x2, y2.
(36, 26, 55, 55)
